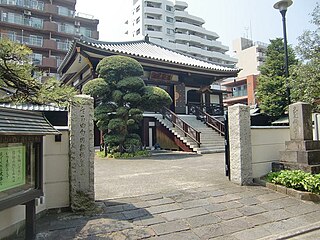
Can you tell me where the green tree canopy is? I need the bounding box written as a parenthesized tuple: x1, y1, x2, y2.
(83, 55, 172, 154)
(0, 38, 77, 105)
(290, 3, 320, 112)
(256, 38, 297, 117)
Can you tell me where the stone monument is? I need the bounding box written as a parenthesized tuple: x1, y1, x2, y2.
(280, 102, 320, 173)
(69, 95, 95, 211)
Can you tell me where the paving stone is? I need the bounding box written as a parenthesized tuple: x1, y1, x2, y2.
(134, 216, 166, 226)
(103, 212, 127, 221)
(170, 193, 199, 203)
(131, 201, 151, 209)
(140, 194, 164, 201)
(78, 219, 133, 236)
(231, 226, 271, 240)
(209, 235, 238, 240)
(238, 197, 261, 206)
(192, 223, 223, 239)
(151, 220, 189, 235)
(204, 203, 228, 213)
(160, 207, 208, 221)
(246, 213, 272, 226)
(223, 201, 244, 209)
(118, 227, 156, 239)
(186, 214, 221, 228)
(262, 219, 303, 235)
(214, 209, 243, 220)
(122, 209, 152, 220)
(261, 209, 293, 222)
(181, 198, 211, 209)
(209, 194, 241, 204)
(35, 228, 78, 240)
(256, 192, 286, 202)
(285, 203, 320, 216)
(220, 217, 254, 235)
(147, 198, 175, 206)
(147, 203, 182, 214)
(206, 190, 226, 197)
(152, 230, 200, 240)
(238, 205, 267, 216)
(259, 197, 300, 211)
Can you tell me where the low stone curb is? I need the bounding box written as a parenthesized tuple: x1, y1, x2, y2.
(259, 221, 320, 240)
(254, 178, 320, 202)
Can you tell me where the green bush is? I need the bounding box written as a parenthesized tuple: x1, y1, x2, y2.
(266, 170, 320, 194)
(107, 149, 150, 159)
(117, 77, 145, 92)
(82, 78, 110, 97)
(142, 86, 172, 111)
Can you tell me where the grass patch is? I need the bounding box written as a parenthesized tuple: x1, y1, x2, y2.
(96, 150, 150, 159)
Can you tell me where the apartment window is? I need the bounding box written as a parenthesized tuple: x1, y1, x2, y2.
(166, 5, 173, 12)
(166, 16, 174, 23)
(136, 28, 140, 35)
(136, 5, 140, 12)
(233, 85, 247, 97)
(29, 35, 43, 46)
(31, 53, 42, 65)
(79, 27, 92, 37)
(58, 23, 75, 34)
(136, 16, 140, 24)
(30, 17, 43, 28)
(166, 28, 174, 35)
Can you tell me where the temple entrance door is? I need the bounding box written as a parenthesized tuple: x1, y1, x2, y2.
(187, 90, 201, 114)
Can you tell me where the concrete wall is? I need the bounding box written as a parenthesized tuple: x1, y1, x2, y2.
(0, 129, 69, 239)
(251, 126, 290, 178)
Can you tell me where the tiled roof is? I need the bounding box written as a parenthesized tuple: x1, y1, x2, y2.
(0, 103, 67, 112)
(0, 107, 60, 135)
(59, 37, 239, 74)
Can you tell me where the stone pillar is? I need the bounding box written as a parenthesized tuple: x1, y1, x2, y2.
(280, 102, 320, 173)
(69, 95, 95, 211)
(228, 104, 253, 185)
(289, 102, 313, 141)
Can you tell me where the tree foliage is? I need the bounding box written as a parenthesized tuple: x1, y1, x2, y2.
(256, 38, 297, 117)
(290, 3, 320, 112)
(83, 55, 172, 154)
(0, 38, 77, 105)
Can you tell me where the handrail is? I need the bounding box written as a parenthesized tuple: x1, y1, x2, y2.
(195, 106, 225, 136)
(161, 107, 201, 147)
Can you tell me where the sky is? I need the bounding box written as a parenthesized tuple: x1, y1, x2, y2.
(76, 0, 318, 54)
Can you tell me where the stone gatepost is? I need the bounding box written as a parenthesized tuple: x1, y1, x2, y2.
(280, 102, 320, 173)
(228, 104, 253, 185)
(69, 95, 95, 211)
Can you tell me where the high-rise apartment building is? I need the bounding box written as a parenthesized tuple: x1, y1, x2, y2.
(222, 37, 268, 106)
(0, 0, 99, 79)
(126, 0, 236, 65)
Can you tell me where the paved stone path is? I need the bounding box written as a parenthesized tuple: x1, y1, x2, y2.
(16, 152, 320, 239)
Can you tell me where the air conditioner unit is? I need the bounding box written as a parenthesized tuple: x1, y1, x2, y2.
(24, 10, 31, 16)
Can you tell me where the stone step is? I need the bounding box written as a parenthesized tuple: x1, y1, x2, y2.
(280, 150, 320, 165)
(280, 161, 320, 174)
(285, 140, 320, 151)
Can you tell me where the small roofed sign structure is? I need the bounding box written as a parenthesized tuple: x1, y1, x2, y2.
(0, 106, 60, 239)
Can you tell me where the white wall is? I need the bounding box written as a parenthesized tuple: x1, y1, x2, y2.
(0, 129, 70, 239)
(251, 126, 290, 178)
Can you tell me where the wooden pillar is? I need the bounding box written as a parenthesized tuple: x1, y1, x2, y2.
(25, 199, 36, 240)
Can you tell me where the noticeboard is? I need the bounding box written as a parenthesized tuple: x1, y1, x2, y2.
(0, 146, 26, 192)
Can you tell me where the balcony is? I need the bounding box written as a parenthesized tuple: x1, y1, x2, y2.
(175, 22, 219, 39)
(42, 57, 57, 69)
(0, 33, 43, 47)
(144, 6, 162, 15)
(75, 12, 95, 20)
(43, 39, 57, 50)
(44, 3, 58, 14)
(0, 13, 43, 29)
(0, 0, 44, 11)
(147, 30, 163, 39)
(174, 11, 204, 25)
(43, 21, 58, 32)
(174, 1, 188, 10)
(144, 18, 163, 27)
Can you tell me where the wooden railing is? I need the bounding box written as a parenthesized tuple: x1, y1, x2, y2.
(161, 107, 201, 147)
(194, 106, 225, 136)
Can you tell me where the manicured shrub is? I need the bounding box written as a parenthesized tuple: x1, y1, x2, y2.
(266, 170, 320, 194)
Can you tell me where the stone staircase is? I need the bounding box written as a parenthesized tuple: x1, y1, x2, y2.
(155, 114, 225, 154)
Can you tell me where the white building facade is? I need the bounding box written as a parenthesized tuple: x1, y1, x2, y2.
(126, 0, 236, 65)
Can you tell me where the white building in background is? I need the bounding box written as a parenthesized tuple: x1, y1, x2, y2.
(232, 37, 268, 78)
(126, 0, 237, 65)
